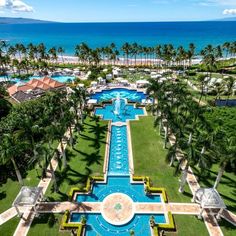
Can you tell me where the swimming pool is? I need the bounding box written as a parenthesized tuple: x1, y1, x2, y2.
(70, 213, 166, 236)
(76, 176, 161, 203)
(0, 75, 75, 83)
(91, 88, 147, 102)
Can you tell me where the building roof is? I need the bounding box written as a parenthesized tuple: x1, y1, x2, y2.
(7, 83, 34, 96)
(7, 77, 65, 97)
(39, 77, 64, 88)
(12, 91, 34, 103)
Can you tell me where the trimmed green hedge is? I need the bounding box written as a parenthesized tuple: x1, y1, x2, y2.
(132, 175, 168, 203)
(153, 212, 176, 235)
(60, 210, 84, 236)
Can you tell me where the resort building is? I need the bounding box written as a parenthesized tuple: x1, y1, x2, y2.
(7, 77, 65, 103)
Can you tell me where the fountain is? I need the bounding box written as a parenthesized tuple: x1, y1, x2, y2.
(114, 93, 121, 116)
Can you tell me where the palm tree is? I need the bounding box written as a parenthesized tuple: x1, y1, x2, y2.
(213, 136, 236, 189)
(121, 42, 131, 66)
(0, 132, 29, 185)
(58, 47, 65, 63)
(225, 76, 235, 105)
(48, 47, 58, 62)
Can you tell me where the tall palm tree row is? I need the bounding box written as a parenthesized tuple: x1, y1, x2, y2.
(1, 41, 236, 72)
(147, 78, 236, 193)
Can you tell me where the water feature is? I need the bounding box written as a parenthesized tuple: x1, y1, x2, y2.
(72, 91, 165, 235)
(91, 88, 147, 103)
(113, 93, 121, 116)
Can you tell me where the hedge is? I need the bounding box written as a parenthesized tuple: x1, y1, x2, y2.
(132, 175, 168, 203)
(60, 210, 84, 236)
(153, 212, 176, 235)
(68, 176, 105, 200)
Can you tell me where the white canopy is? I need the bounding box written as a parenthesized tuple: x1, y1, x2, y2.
(121, 79, 128, 84)
(87, 99, 97, 104)
(91, 81, 97, 85)
(78, 83, 84, 87)
(136, 80, 149, 84)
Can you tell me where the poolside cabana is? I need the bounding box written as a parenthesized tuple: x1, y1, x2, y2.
(193, 188, 226, 220)
(13, 186, 43, 219)
(91, 81, 98, 88)
(136, 80, 149, 88)
(78, 83, 85, 88)
(121, 79, 129, 86)
(98, 77, 106, 85)
(87, 99, 97, 105)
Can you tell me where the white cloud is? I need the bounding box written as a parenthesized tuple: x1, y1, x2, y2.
(223, 9, 236, 15)
(0, 0, 33, 13)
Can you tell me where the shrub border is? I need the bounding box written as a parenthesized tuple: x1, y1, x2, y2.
(60, 210, 85, 236)
(132, 175, 168, 203)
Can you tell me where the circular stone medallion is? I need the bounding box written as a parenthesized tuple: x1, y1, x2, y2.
(101, 193, 134, 225)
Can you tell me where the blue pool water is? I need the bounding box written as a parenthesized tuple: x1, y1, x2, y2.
(95, 99, 144, 123)
(91, 88, 147, 103)
(76, 176, 161, 203)
(71, 213, 166, 236)
(0, 75, 75, 83)
(108, 126, 129, 175)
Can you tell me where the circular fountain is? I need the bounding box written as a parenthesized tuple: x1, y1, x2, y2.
(101, 193, 134, 225)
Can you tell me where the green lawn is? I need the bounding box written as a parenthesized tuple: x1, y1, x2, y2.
(130, 116, 192, 203)
(219, 219, 236, 236)
(166, 215, 208, 236)
(45, 116, 108, 201)
(28, 214, 71, 236)
(0, 217, 19, 236)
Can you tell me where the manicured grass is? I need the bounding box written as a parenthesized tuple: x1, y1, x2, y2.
(28, 214, 70, 236)
(130, 116, 192, 203)
(0, 217, 19, 236)
(165, 215, 208, 236)
(219, 219, 236, 236)
(45, 116, 108, 201)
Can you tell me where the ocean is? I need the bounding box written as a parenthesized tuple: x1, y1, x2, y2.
(0, 21, 236, 55)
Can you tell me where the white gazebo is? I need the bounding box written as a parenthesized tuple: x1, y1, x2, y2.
(193, 188, 226, 220)
(13, 186, 43, 219)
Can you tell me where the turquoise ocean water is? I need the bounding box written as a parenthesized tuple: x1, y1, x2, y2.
(0, 22, 236, 55)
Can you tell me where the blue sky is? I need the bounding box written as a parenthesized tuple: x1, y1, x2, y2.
(0, 0, 236, 22)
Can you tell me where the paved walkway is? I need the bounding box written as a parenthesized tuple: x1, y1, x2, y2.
(0, 207, 17, 225)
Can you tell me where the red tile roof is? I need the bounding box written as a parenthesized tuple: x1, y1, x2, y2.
(8, 77, 65, 96)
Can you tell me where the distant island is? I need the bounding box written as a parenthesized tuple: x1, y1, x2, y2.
(0, 16, 236, 25)
(0, 17, 54, 24)
(217, 17, 236, 21)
